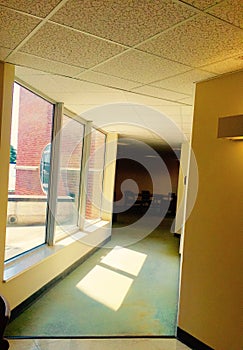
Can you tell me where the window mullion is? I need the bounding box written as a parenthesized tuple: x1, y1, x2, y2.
(46, 102, 64, 246)
(78, 121, 92, 230)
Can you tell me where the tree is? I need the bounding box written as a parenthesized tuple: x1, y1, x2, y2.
(10, 145, 17, 164)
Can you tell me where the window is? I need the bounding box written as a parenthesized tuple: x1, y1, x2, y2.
(85, 128, 106, 224)
(5, 83, 54, 261)
(55, 115, 84, 240)
(5, 84, 106, 262)
(40, 143, 51, 194)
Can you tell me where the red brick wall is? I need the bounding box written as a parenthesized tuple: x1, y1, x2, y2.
(15, 86, 53, 195)
(58, 115, 84, 198)
(85, 129, 106, 219)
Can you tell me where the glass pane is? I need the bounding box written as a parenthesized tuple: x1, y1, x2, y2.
(85, 128, 106, 224)
(55, 115, 84, 240)
(5, 83, 54, 261)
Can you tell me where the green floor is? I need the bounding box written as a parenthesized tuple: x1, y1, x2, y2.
(6, 216, 180, 337)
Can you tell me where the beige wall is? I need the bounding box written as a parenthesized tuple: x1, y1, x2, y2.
(178, 71, 243, 350)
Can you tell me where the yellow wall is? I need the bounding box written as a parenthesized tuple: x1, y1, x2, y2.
(102, 133, 118, 221)
(175, 142, 190, 236)
(178, 71, 243, 350)
(0, 63, 14, 277)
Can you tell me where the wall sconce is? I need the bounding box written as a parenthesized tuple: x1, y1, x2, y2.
(217, 115, 243, 141)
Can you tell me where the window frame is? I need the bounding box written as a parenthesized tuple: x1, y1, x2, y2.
(5, 79, 108, 262)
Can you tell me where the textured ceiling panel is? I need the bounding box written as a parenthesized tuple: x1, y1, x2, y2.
(50, 75, 114, 93)
(0, 0, 62, 17)
(138, 14, 243, 67)
(131, 85, 190, 101)
(207, 0, 243, 28)
(77, 71, 140, 90)
(20, 22, 126, 68)
(65, 104, 98, 115)
(0, 6, 40, 49)
(8, 52, 83, 76)
(15, 74, 63, 94)
(15, 71, 118, 96)
(151, 69, 216, 94)
(181, 0, 220, 10)
(51, 91, 127, 105)
(15, 66, 50, 76)
(95, 50, 190, 83)
(50, 0, 196, 46)
(0, 47, 11, 60)
(178, 96, 194, 105)
(123, 92, 182, 106)
(200, 56, 243, 73)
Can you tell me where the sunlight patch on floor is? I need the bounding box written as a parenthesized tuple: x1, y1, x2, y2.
(76, 265, 133, 311)
(101, 245, 147, 276)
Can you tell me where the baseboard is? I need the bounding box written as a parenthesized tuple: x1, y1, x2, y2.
(7, 335, 176, 339)
(177, 327, 214, 350)
(10, 236, 111, 322)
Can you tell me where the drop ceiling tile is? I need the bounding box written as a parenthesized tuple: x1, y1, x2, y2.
(0, 47, 11, 60)
(0, 0, 61, 17)
(207, 0, 243, 28)
(138, 14, 243, 67)
(15, 74, 65, 96)
(180, 106, 193, 119)
(15, 66, 50, 76)
(20, 22, 126, 68)
(51, 91, 127, 105)
(77, 71, 140, 90)
(52, 75, 114, 93)
(65, 104, 97, 115)
(95, 50, 190, 84)
(132, 85, 190, 101)
(151, 69, 216, 94)
(0, 6, 40, 49)
(123, 91, 182, 106)
(181, 0, 220, 10)
(179, 96, 194, 105)
(148, 106, 182, 118)
(14, 74, 115, 100)
(200, 56, 243, 73)
(8, 52, 83, 76)
(50, 0, 196, 46)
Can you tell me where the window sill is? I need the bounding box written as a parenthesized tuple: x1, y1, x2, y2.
(3, 220, 109, 282)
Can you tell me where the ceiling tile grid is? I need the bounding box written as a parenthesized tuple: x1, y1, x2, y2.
(15, 66, 50, 76)
(0, 6, 40, 50)
(0, 0, 62, 17)
(1, 0, 242, 146)
(123, 92, 182, 107)
(206, 0, 243, 29)
(178, 96, 195, 105)
(131, 85, 190, 102)
(94, 49, 191, 84)
(50, 0, 197, 46)
(8, 52, 84, 77)
(137, 13, 243, 67)
(0, 47, 12, 61)
(19, 22, 126, 68)
(150, 69, 216, 94)
(77, 70, 141, 90)
(181, 0, 222, 10)
(201, 55, 243, 73)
